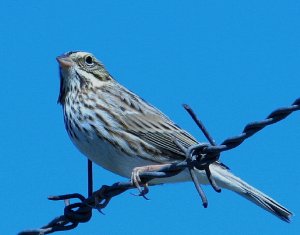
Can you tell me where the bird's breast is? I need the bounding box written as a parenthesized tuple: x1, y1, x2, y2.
(63, 106, 155, 178)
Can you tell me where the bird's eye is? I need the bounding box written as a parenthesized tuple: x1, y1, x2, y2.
(85, 55, 94, 65)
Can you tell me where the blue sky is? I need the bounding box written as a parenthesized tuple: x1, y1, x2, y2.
(1, 1, 299, 234)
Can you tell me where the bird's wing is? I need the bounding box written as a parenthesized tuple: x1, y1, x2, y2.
(104, 83, 229, 168)
(119, 108, 198, 161)
(101, 83, 198, 161)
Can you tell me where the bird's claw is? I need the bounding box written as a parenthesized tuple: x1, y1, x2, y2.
(131, 167, 150, 199)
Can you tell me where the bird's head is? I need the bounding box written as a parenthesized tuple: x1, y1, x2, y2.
(56, 51, 111, 104)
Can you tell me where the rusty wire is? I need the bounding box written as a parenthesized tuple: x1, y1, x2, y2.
(19, 98, 300, 235)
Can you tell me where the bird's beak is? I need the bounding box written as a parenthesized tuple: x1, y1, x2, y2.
(56, 55, 73, 68)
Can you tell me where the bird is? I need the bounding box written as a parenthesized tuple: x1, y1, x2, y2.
(56, 51, 292, 222)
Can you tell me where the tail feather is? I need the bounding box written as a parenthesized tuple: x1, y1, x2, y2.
(210, 164, 293, 222)
(243, 189, 292, 222)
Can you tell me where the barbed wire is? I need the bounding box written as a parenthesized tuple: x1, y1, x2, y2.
(19, 98, 300, 235)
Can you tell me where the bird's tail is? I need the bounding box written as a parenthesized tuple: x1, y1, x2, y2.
(209, 164, 293, 222)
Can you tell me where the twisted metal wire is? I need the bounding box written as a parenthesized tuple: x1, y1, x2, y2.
(201, 97, 300, 154)
(19, 98, 299, 235)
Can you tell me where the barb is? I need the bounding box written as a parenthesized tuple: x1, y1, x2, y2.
(19, 98, 299, 234)
(182, 105, 221, 195)
(183, 104, 217, 146)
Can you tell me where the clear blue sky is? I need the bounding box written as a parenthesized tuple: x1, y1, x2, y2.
(1, 1, 299, 234)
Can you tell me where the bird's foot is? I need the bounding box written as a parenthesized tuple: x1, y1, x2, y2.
(131, 166, 151, 199)
(131, 164, 172, 199)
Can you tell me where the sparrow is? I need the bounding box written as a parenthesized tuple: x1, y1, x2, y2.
(56, 51, 292, 222)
